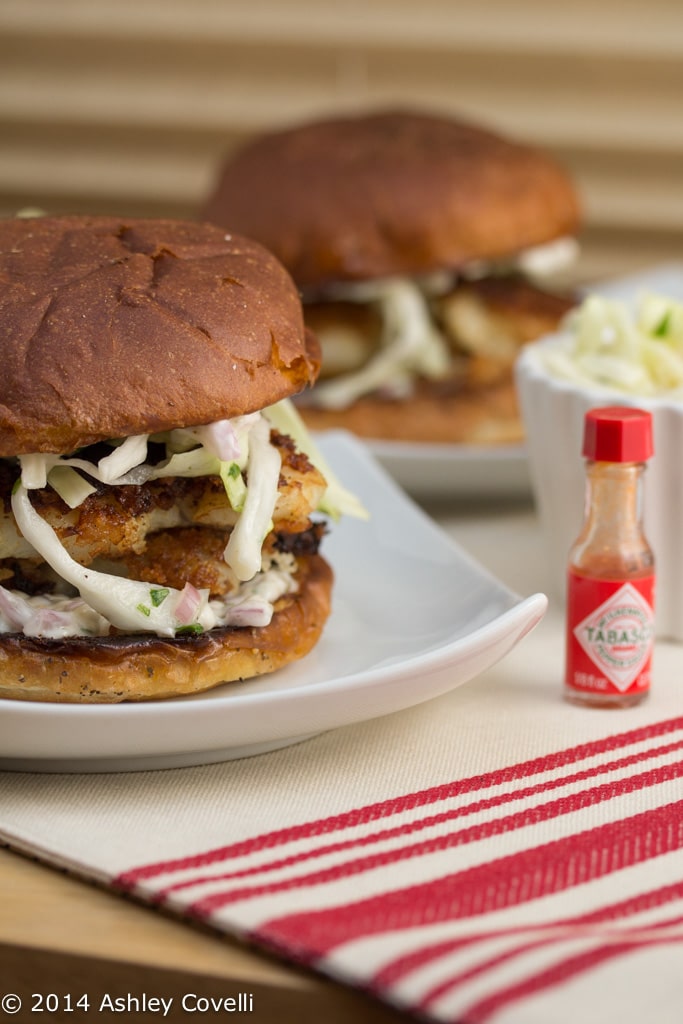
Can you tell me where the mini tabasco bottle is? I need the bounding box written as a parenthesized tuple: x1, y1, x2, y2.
(565, 406, 655, 708)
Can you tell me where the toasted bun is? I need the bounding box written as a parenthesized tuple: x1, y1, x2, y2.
(202, 109, 580, 290)
(299, 381, 524, 445)
(0, 554, 332, 703)
(0, 215, 321, 456)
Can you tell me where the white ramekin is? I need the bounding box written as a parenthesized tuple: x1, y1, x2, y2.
(516, 334, 683, 641)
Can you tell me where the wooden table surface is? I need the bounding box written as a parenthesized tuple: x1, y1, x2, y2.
(0, 845, 406, 1022)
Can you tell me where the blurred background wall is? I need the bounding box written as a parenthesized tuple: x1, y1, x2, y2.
(1, 0, 681, 283)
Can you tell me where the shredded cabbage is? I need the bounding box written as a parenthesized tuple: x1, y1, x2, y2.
(223, 415, 281, 581)
(264, 399, 369, 521)
(47, 466, 97, 509)
(19, 453, 51, 489)
(306, 243, 578, 409)
(11, 478, 216, 637)
(310, 278, 451, 409)
(8, 413, 281, 635)
(7, 405, 364, 637)
(97, 434, 149, 483)
(544, 292, 683, 395)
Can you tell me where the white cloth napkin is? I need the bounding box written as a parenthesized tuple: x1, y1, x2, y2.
(1, 505, 682, 1024)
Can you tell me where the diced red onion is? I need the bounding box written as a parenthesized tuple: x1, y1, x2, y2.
(200, 421, 240, 462)
(23, 608, 72, 638)
(224, 599, 272, 628)
(0, 587, 33, 630)
(173, 582, 203, 625)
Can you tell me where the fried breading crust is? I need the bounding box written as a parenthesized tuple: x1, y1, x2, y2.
(109, 523, 325, 598)
(0, 430, 326, 565)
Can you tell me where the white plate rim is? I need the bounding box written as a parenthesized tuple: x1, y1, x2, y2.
(364, 438, 529, 499)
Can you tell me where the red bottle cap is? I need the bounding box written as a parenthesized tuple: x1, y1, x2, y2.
(582, 406, 653, 462)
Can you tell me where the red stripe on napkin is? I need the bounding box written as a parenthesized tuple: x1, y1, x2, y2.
(150, 737, 683, 900)
(414, 909, 683, 1014)
(457, 928, 683, 1024)
(252, 800, 683, 960)
(372, 879, 683, 989)
(116, 716, 683, 890)
(185, 760, 683, 915)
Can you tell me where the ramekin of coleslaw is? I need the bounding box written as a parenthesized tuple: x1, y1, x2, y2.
(515, 284, 683, 640)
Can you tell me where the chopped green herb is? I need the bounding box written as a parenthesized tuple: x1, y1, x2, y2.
(176, 623, 204, 636)
(653, 311, 672, 337)
(219, 461, 247, 511)
(150, 588, 170, 607)
(11, 478, 21, 494)
(136, 603, 151, 617)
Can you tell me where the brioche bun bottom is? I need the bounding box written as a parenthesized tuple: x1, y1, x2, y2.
(299, 381, 524, 445)
(0, 554, 333, 703)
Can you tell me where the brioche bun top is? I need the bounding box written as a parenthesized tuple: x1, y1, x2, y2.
(202, 109, 580, 291)
(0, 216, 320, 455)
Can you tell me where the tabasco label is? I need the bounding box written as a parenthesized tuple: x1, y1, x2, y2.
(566, 573, 655, 696)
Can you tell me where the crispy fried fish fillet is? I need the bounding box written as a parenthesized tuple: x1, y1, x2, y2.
(299, 276, 575, 443)
(0, 430, 326, 565)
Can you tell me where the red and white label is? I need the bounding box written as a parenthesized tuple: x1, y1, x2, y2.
(566, 573, 655, 696)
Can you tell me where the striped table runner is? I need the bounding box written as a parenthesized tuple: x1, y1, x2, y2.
(1, 607, 682, 1023)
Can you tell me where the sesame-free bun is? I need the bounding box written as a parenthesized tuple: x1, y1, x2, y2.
(0, 553, 332, 703)
(0, 215, 321, 456)
(202, 109, 580, 290)
(299, 380, 524, 445)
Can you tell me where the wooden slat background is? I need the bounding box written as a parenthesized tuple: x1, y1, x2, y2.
(1, 0, 681, 283)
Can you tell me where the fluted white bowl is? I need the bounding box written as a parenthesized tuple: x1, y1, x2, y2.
(516, 334, 683, 640)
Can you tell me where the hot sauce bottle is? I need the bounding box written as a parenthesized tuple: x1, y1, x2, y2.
(565, 406, 655, 708)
